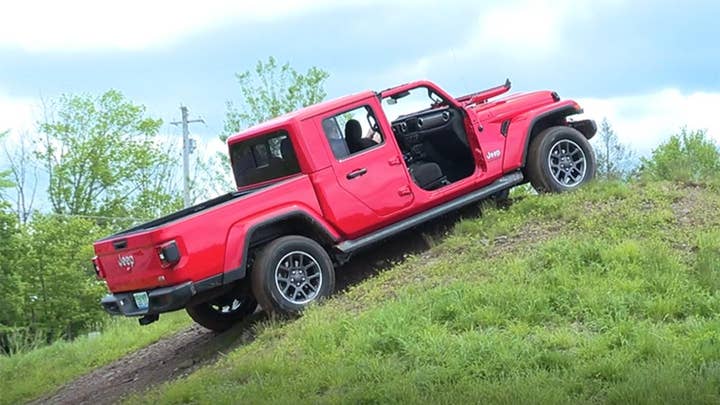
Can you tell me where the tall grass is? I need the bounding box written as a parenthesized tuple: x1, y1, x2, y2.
(0, 311, 191, 405)
(0, 327, 50, 356)
(136, 181, 720, 404)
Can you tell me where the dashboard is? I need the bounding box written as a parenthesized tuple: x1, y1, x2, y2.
(391, 107, 456, 150)
(387, 104, 476, 184)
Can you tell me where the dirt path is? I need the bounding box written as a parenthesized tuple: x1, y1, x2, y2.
(31, 204, 472, 404)
(29, 318, 262, 405)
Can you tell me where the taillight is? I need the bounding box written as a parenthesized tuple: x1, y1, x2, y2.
(92, 256, 105, 279)
(157, 240, 181, 268)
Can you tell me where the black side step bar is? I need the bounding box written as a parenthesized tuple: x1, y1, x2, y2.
(335, 171, 524, 254)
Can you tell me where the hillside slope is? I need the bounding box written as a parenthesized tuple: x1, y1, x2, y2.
(0, 311, 192, 405)
(136, 180, 720, 404)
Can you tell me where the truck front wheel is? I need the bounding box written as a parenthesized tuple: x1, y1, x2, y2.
(186, 289, 257, 332)
(526, 126, 596, 193)
(251, 235, 335, 316)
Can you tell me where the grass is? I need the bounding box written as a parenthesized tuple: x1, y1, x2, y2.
(135, 180, 720, 404)
(0, 310, 192, 405)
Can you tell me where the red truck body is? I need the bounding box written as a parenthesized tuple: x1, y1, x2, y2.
(93, 80, 596, 327)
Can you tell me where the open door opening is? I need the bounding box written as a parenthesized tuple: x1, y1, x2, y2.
(382, 86, 474, 191)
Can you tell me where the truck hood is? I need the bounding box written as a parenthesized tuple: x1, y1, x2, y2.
(467, 90, 560, 120)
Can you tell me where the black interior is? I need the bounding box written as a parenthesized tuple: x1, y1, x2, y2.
(391, 106, 475, 190)
(230, 131, 300, 188)
(345, 119, 377, 153)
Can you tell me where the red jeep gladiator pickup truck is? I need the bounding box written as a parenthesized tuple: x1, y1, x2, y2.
(93, 79, 596, 331)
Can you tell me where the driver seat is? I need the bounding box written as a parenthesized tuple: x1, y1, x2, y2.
(345, 119, 377, 154)
(409, 161, 448, 190)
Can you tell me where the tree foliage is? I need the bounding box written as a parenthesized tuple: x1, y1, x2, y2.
(641, 128, 720, 183)
(594, 118, 636, 179)
(0, 131, 15, 189)
(222, 56, 330, 139)
(37, 90, 175, 221)
(212, 57, 329, 191)
(0, 214, 107, 349)
(10, 216, 107, 341)
(0, 91, 188, 350)
(2, 130, 39, 224)
(0, 201, 22, 339)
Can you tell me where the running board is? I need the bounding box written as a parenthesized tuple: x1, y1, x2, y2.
(335, 171, 524, 254)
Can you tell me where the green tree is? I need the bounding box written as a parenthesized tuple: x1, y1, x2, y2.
(37, 90, 176, 222)
(641, 128, 720, 183)
(0, 130, 14, 189)
(2, 130, 39, 224)
(126, 141, 184, 221)
(222, 56, 330, 138)
(12, 215, 107, 340)
(594, 118, 636, 179)
(0, 199, 23, 342)
(213, 58, 329, 191)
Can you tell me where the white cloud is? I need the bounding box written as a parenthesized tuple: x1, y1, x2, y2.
(0, 0, 427, 52)
(3, 87, 718, 165)
(472, 0, 579, 55)
(2, 1, 311, 51)
(471, 0, 626, 55)
(376, 0, 624, 86)
(577, 89, 720, 156)
(0, 93, 38, 147)
(371, 0, 714, 157)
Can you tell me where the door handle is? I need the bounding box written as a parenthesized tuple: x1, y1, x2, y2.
(346, 168, 367, 179)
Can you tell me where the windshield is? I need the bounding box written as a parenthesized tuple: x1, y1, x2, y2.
(229, 130, 300, 188)
(381, 86, 446, 122)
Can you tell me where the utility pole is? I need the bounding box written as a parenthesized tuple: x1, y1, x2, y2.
(170, 106, 204, 208)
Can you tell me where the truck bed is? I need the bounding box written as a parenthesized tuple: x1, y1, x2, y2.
(98, 186, 264, 242)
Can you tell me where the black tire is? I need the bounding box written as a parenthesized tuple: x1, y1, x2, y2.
(251, 235, 335, 316)
(526, 126, 596, 193)
(186, 288, 257, 332)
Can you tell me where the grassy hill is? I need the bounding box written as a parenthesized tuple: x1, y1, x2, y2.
(3, 179, 718, 404)
(0, 311, 191, 405)
(132, 180, 720, 404)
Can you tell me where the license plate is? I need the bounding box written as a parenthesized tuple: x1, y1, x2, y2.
(133, 292, 149, 310)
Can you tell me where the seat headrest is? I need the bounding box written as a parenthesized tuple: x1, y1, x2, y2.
(280, 137, 294, 160)
(345, 119, 362, 142)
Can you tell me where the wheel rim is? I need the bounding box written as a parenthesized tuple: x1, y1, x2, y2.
(548, 139, 587, 187)
(274, 251, 323, 305)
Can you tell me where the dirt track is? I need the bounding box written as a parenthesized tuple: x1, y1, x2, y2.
(29, 320, 259, 405)
(31, 206, 482, 404)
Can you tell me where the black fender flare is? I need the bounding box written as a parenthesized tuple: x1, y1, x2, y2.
(224, 210, 340, 284)
(521, 105, 583, 167)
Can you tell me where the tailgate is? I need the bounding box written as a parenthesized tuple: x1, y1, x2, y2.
(94, 230, 175, 292)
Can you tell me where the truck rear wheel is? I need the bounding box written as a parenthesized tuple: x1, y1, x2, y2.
(526, 126, 596, 193)
(251, 235, 335, 316)
(186, 289, 257, 332)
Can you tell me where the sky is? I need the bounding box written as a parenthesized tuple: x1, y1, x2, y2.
(1, 0, 719, 172)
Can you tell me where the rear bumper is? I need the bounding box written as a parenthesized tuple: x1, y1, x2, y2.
(101, 282, 196, 316)
(100, 268, 244, 317)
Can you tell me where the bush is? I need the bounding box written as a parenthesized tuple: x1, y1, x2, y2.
(1, 215, 109, 349)
(23, 216, 108, 339)
(641, 128, 720, 183)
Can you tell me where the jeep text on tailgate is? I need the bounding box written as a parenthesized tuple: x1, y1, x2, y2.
(93, 79, 597, 331)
